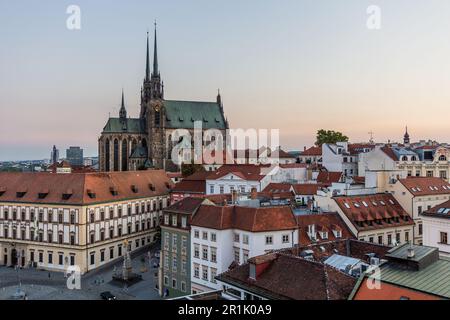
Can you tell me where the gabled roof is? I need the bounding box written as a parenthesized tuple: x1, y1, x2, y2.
(164, 100, 226, 130)
(216, 253, 357, 300)
(164, 197, 205, 214)
(317, 171, 342, 185)
(399, 177, 450, 196)
(102, 118, 145, 134)
(380, 146, 399, 161)
(296, 212, 354, 246)
(333, 193, 414, 232)
(291, 184, 324, 195)
(301, 146, 322, 156)
(421, 199, 450, 219)
(206, 164, 269, 181)
(191, 205, 298, 232)
(0, 170, 172, 205)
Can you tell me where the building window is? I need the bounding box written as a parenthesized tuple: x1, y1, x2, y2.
(219, 186, 224, 194)
(234, 233, 240, 243)
(58, 233, 63, 244)
(194, 244, 200, 258)
(211, 268, 217, 284)
(110, 247, 114, 260)
(164, 233, 169, 250)
(210, 185, 214, 194)
(172, 278, 177, 289)
(58, 253, 64, 265)
(396, 233, 401, 244)
(164, 255, 169, 269)
(58, 213, 63, 223)
(387, 234, 392, 245)
(202, 232, 208, 240)
(181, 282, 186, 292)
(440, 232, 448, 244)
(426, 171, 434, 177)
(202, 266, 208, 281)
(234, 248, 240, 263)
(243, 250, 249, 263)
(172, 256, 177, 271)
(211, 247, 217, 263)
(70, 254, 75, 266)
(405, 231, 409, 243)
(243, 234, 249, 245)
(90, 252, 95, 265)
(100, 250, 105, 262)
(172, 215, 177, 227)
(181, 257, 187, 274)
(164, 276, 169, 286)
(38, 252, 43, 263)
(282, 234, 290, 244)
(194, 230, 199, 239)
(265, 235, 273, 245)
(48, 252, 53, 264)
(70, 213, 76, 224)
(172, 235, 178, 252)
(419, 223, 423, 236)
(181, 216, 187, 228)
(418, 206, 422, 214)
(118, 245, 122, 256)
(211, 233, 217, 242)
(202, 246, 208, 260)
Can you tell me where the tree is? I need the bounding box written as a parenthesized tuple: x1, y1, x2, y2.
(315, 129, 349, 146)
(181, 161, 204, 177)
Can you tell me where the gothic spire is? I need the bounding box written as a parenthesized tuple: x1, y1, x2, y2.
(152, 21, 159, 77)
(119, 89, 127, 120)
(403, 125, 410, 145)
(145, 31, 150, 82)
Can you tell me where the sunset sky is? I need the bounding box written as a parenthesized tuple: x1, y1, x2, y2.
(1, 0, 450, 161)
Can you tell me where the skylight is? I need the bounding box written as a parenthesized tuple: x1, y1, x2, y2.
(344, 203, 350, 209)
(362, 201, 368, 207)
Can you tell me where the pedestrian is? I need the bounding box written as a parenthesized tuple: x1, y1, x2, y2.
(48, 272, 51, 279)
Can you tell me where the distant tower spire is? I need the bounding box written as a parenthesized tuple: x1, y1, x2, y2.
(217, 89, 222, 105)
(152, 21, 159, 76)
(403, 126, 410, 145)
(119, 89, 127, 120)
(145, 31, 150, 82)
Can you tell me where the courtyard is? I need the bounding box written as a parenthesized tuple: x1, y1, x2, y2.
(0, 243, 162, 300)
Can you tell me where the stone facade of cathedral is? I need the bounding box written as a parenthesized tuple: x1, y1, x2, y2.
(98, 27, 229, 172)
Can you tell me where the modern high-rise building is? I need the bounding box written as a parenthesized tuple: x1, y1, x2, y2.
(66, 147, 84, 166)
(50, 145, 59, 164)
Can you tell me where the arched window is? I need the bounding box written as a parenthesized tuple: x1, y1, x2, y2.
(113, 139, 119, 171)
(105, 139, 110, 171)
(439, 155, 447, 161)
(121, 139, 128, 171)
(401, 156, 408, 161)
(131, 139, 137, 155)
(411, 156, 417, 161)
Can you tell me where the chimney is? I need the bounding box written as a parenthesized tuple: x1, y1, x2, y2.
(304, 146, 307, 151)
(248, 253, 277, 281)
(407, 247, 415, 259)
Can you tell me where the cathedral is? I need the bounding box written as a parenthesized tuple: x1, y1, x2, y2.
(98, 26, 229, 172)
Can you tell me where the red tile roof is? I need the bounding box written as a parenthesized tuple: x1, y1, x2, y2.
(164, 197, 205, 214)
(381, 146, 399, 161)
(296, 212, 354, 246)
(206, 164, 269, 181)
(399, 177, 450, 196)
(216, 253, 356, 300)
(333, 194, 414, 232)
(421, 199, 450, 218)
(191, 205, 298, 232)
(317, 171, 342, 185)
(171, 180, 205, 194)
(0, 170, 172, 205)
(263, 183, 292, 193)
(301, 146, 322, 156)
(292, 183, 324, 195)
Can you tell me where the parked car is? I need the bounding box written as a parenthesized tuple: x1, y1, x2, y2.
(100, 291, 116, 300)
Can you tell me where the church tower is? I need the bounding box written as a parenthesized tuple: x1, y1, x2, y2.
(141, 23, 166, 169)
(404, 126, 410, 145)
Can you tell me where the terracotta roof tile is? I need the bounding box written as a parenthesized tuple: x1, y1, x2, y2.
(399, 177, 450, 196)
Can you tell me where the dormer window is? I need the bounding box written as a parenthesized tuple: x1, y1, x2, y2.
(87, 189, 96, 199)
(0, 187, 6, 197)
(16, 189, 27, 198)
(62, 189, 73, 200)
(149, 183, 156, 191)
(38, 190, 49, 199)
(131, 185, 138, 193)
(110, 187, 118, 196)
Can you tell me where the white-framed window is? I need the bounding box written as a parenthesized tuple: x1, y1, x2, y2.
(172, 256, 177, 272)
(243, 250, 249, 263)
(181, 281, 186, 292)
(265, 235, 273, 245)
(164, 232, 170, 250)
(211, 247, 217, 263)
(243, 234, 249, 245)
(210, 185, 215, 194)
(211, 233, 217, 242)
(234, 248, 240, 263)
(164, 255, 169, 269)
(202, 266, 208, 280)
(181, 216, 187, 228)
(219, 186, 224, 194)
(194, 244, 200, 258)
(202, 232, 208, 240)
(282, 234, 289, 243)
(194, 264, 200, 278)
(172, 234, 178, 250)
(164, 276, 169, 286)
(164, 214, 169, 225)
(172, 215, 177, 226)
(172, 278, 177, 289)
(202, 246, 208, 260)
(210, 268, 217, 284)
(234, 233, 240, 243)
(194, 230, 199, 238)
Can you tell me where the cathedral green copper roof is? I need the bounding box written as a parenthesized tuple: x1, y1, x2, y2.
(102, 118, 145, 134)
(164, 100, 226, 129)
